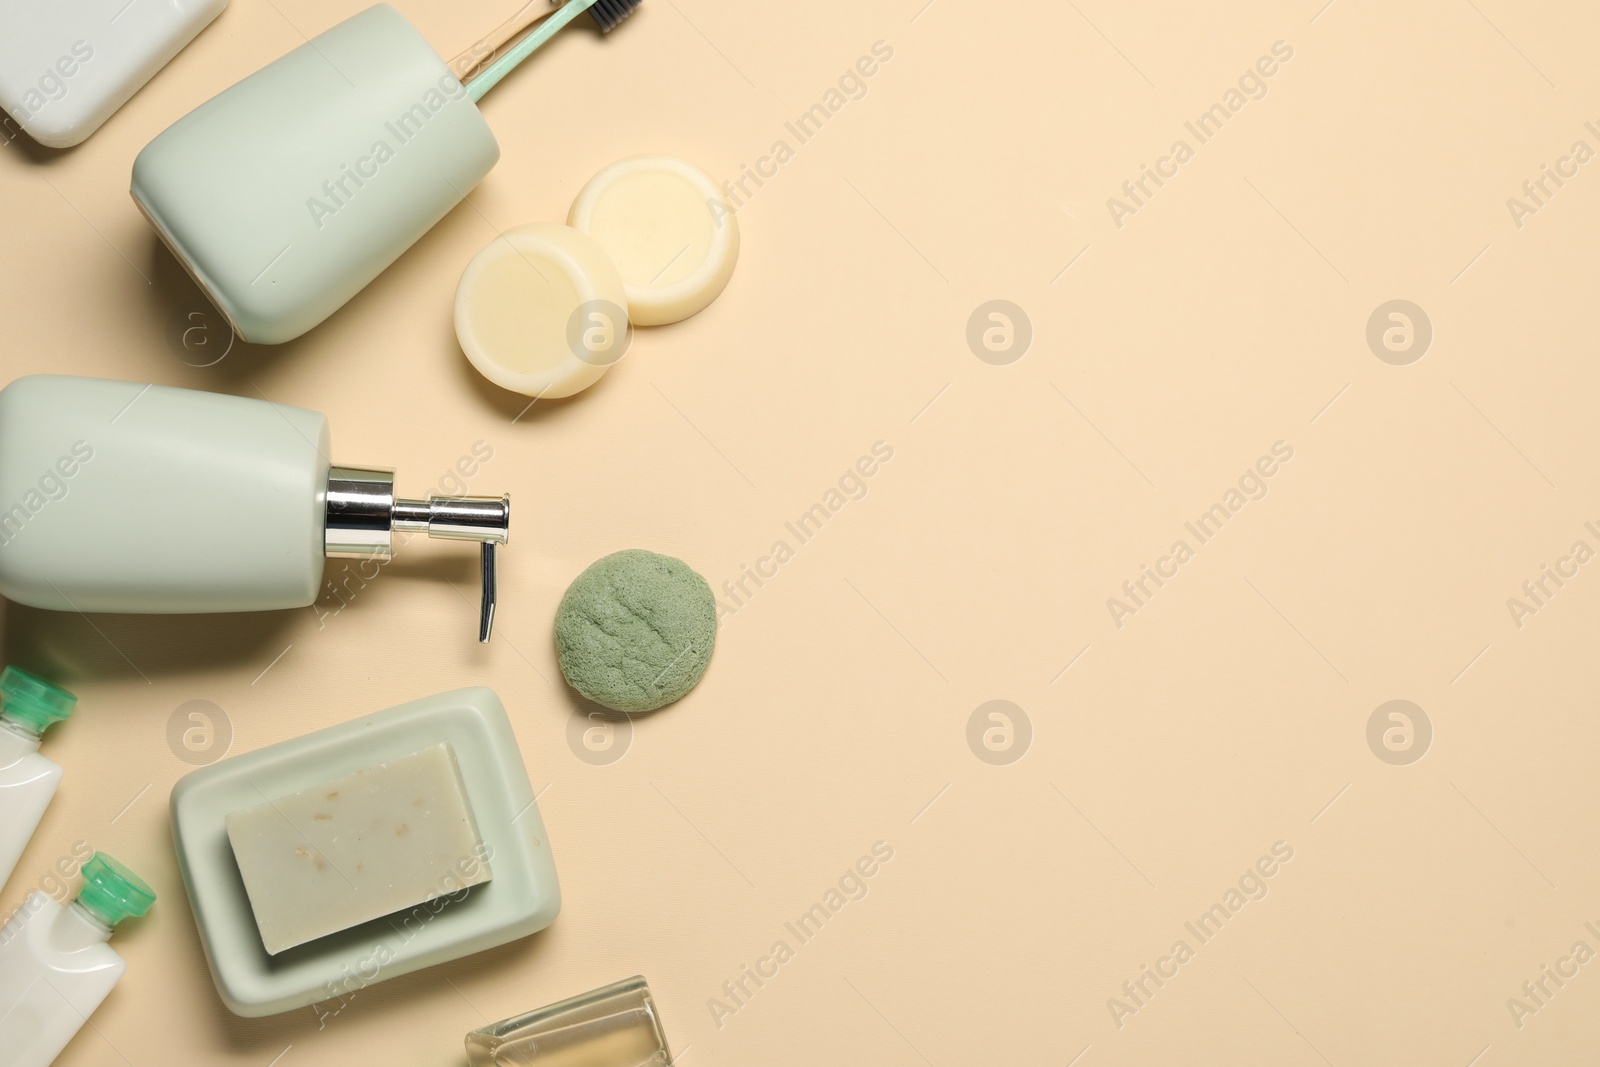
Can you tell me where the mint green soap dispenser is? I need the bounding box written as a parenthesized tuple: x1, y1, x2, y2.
(130, 0, 640, 345)
(0, 375, 511, 641)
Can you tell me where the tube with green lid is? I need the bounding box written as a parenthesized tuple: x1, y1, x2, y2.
(75, 853, 158, 928)
(0, 852, 156, 1067)
(0, 665, 77, 891)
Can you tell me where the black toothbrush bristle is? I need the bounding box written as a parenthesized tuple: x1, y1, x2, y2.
(590, 0, 642, 33)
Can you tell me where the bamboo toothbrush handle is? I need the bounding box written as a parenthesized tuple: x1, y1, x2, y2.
(450, 0, 564, 81)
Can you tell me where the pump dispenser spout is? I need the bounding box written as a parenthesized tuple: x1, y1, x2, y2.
(325, 468, 511, 642)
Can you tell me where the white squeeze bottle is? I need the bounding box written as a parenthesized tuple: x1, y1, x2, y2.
(0, 852, 156, 1067)
(0, 665, 76, 890)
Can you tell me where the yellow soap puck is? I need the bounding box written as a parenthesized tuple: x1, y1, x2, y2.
(568, 155, 740, 326)
(454, 223, 632, 399)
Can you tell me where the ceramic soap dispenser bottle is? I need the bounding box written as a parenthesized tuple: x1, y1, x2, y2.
(0, 375, 510, 640)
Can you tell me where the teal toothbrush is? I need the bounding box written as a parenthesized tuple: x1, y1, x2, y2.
(456, 0, 642, 100)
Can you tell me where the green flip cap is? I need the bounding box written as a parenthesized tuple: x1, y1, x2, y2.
(0, 665, 76, 736)
(77, 853, 156, 928)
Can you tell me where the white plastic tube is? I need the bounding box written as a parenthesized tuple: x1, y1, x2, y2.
(0, 731, 61, 891)
(0, 854, 154, 1067)
(0, 667, 76, 892)
(0, 897, 122, 1067)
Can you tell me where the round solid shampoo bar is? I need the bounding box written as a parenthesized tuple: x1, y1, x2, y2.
(568, 156, 739, 326)
(555, 549, 716, 714)
(454, 222, 631, 399)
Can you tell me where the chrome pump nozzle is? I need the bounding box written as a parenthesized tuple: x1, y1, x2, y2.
(323, 467, 510, 642)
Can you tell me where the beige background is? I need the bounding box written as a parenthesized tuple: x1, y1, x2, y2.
(3, 0, 1599, 1063)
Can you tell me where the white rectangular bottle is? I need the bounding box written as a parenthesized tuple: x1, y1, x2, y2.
(0, 666, 77, 891)
(0, 0, 229, 147)
(0, 853, 155, 1067)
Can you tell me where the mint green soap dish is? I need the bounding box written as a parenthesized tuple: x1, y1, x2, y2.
(170, 687, 559, 1017)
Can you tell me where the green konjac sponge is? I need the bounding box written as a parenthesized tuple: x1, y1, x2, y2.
(554, 549, 716, 713)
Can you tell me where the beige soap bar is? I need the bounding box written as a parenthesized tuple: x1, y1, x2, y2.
(453, 222, 631, 400)
(568, 155, 740, 326)
(225, 743, 491, 955)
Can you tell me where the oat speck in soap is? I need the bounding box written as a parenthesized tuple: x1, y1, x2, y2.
(225, 742, 491, 955)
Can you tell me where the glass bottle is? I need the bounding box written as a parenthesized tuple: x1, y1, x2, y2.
(466, 976, 672, 1067)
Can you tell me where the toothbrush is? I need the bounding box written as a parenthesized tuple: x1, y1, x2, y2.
(457, 0, 642, 100)
(449, 0, 560, 81)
